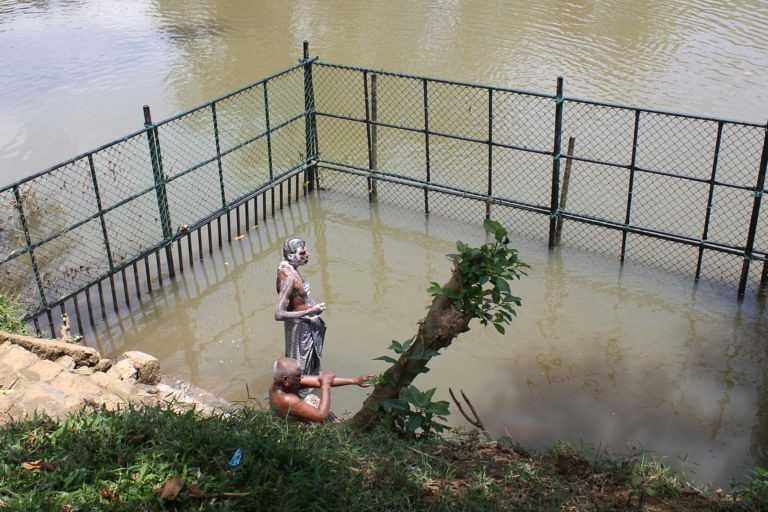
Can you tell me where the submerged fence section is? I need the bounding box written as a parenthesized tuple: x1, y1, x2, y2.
(1, 47, 766, 337)
(311, 62, 767, 297)
(0, 54, 319, 337)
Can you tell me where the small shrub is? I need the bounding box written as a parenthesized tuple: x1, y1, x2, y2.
(0, 292, 27, 334)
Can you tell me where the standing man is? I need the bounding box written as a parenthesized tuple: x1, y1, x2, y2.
(275, 238, 326, 397)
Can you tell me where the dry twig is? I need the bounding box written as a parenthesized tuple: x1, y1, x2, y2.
(449, 388, 486, 432)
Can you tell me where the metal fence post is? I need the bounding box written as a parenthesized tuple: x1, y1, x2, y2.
(12, 185, 54, 335)
(263, 81, 276, 216)
(263, 82, 274, 184)
(423, 79, 431, 215)
(370, 73, 379, 200)
(143, 105, 175, 279)
(621, 110, 641, 261)
(211, 102, 227, 211)
(87, 154, 115, 275)
(486, 88, 494, 220)
(302, 40, 318, 192)
(696, 121, 723, 279)
(363, 70, 375, 203)
(548, 77, 564, 249)
(737, 120, 768, 296)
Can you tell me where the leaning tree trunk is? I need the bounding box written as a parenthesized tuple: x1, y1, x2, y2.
(348, 265, 472, 429)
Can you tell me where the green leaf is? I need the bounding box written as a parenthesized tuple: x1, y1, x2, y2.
(493, 323, 505, 334)
(403, 386, 422, 406)
(424, 401, 450, 416)
(387, 340, 403, 353)
(443, 288, 459, 299)
(427, 282, 443, 294)
(406, 415, 422, 434)
(373, 355, 398, 364)
(421, 387, 437, 406)
(483, 219, 501, 235)
(383, 373, 397, 387)
(380, 399, 410, 413)
(411, 348, 440, 361)
(495, 278, 510, 293)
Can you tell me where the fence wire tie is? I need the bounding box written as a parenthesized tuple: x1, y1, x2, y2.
(550, 209, 560, 220)
(755, 190, 763, 198)
(555, 96, 564, 105)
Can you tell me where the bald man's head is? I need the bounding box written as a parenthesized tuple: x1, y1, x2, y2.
(272, 357, 301, 384)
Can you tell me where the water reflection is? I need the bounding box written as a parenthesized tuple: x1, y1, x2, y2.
(3, 0, 768, 490)
(86, 191, 768, 488)
(2, 0, 767, 185)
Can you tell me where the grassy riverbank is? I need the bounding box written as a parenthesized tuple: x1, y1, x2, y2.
(0, 405, 765, 511)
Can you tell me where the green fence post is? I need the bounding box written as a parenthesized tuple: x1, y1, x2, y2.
(696, 121, 723, 279)
(370, 73, 379, 200)
(87, 153, 116, 273)
(620, 110, 641, 260)
(738, 120, 768, 296)
(302, 40, 318, 192)
(423, 79, 431, 215)
(143, 105, 175, 279)
(548, 77, 564, 249)
(211, 102, 227, 211)
(486, 88, 494, 220)
(12, 185, 53, 335)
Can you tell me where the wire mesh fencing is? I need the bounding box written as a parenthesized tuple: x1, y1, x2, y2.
(311, 62, 767, 296)
(0, 60, 316, 336)
(2, 52, 766, 338)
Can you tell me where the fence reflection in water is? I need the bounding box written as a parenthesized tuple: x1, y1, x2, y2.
(1, 47, 766, 338)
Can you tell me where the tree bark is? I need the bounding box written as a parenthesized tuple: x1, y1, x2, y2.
(0, 331, 100, 367)
(348, 265, 472, 429)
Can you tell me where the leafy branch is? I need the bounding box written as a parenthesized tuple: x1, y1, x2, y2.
(427, 219, 527, 334)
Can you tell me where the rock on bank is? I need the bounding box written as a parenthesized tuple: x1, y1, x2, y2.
(0, 333, 230, 425)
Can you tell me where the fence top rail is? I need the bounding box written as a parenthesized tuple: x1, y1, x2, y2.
(566, 96, 767, 128)
(154, 58, 316, 129)
(0, 58, 316, 194)
(4, 55, 765, 195)
(317, 60, 766, 129)
(315, 60, 557, 100)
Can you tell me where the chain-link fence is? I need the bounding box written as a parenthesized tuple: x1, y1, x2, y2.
(2, 53, 766, 337)
(1, 58, 318, 336)
(312, 62, 767, 297)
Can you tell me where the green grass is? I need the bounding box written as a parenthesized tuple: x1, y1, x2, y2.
(0, 293, 26, 335)
(1, 404, 765, 511)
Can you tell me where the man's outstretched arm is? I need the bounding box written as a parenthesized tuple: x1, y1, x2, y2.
(277, 373, 335, 422)
(300, 373, 374, 389)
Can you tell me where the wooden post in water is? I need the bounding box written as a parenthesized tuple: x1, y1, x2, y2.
(555, 136, 576, 246)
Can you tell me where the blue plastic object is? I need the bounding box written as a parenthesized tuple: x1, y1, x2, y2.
(229, 448, 243, 467)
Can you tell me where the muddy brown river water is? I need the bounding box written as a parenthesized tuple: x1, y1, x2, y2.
(2, 0, 767, 488)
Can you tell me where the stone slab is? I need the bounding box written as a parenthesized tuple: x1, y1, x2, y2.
(47, 372, 102, 402)
(3, 344, 41, 371)
(21, 359, 64, 383)
(89, 372, 140, 401)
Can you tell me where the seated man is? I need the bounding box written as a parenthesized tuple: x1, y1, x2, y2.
(269, 357, 373, 423)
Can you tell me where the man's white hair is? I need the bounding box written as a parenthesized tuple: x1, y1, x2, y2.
(272, 357, 299, 381)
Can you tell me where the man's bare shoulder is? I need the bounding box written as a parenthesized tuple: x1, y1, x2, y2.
(270, 388, 301, 416)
